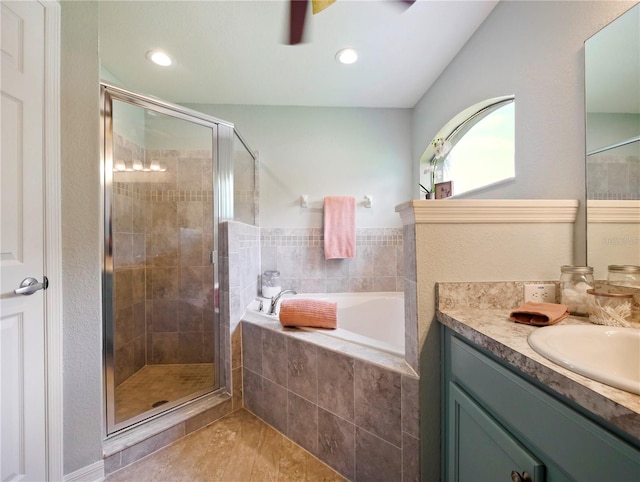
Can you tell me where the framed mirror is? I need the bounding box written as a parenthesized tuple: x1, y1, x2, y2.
(585, 3, 640, 280)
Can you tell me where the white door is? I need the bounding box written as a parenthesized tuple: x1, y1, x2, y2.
(1, 1, 48, 480)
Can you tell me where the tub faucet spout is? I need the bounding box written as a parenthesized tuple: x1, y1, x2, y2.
(268, 289, 297, 315)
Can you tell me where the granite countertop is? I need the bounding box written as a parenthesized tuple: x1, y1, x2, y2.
(437, 309, 640, 443)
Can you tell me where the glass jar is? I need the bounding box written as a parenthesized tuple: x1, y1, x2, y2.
(261, 270, 281, 299)
(586, 288, 633, 327)
(607, 265, 640, 287)
(560, 265, 594, 316)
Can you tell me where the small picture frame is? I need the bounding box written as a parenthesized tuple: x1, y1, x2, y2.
(435, 181, 453, 199)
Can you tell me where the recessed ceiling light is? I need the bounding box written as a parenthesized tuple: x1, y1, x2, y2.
(336, 48, 358, 65)
(146, 50, 172, 67)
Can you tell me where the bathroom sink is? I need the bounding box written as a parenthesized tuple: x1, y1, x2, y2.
(528, 325, 640, 395)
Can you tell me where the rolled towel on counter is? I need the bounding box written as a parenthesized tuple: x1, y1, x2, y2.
(279, 299, 338, 329)
(509, 302, 569, 326)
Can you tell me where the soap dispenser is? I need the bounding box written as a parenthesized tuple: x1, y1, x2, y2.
(261, 270, 281, 298)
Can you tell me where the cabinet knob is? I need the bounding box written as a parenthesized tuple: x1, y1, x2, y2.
(511, 471, 533, 482)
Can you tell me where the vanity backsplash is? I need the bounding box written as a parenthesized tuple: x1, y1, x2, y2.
(436, 281, 559, 311)
(436, 280, 640, 326)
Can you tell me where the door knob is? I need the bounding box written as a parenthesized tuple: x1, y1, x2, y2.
(14, 277, 49, 296)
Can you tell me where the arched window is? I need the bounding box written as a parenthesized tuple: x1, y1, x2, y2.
(420, 96, 515, 198)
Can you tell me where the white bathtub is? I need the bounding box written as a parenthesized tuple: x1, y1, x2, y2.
(246, 292, 405, 357)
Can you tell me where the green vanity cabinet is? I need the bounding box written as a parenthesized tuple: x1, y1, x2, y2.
(442, 327, 640, 482)
(448, 382, 545, 481)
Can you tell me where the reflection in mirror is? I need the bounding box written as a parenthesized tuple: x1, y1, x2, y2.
(104, 88, 219, 434)
(419, 96, 515, 197)
(585, 3, 640, 279)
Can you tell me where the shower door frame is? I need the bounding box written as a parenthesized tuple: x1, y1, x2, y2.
(100, 82, 232, 435)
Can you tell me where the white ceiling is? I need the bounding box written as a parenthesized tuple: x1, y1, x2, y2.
(98, 0, 499, 108)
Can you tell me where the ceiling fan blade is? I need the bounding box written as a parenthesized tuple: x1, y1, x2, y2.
(395, 0, 416, 10)
(289, 0, 309, 45)
(312, 0, 336, 15)
(288, 0, 413, 45)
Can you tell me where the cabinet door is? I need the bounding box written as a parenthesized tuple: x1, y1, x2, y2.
(448, 382, 545, 482)
(448, 332, 640, 480)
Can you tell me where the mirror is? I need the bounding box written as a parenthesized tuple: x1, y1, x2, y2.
(585, 3, 640, 280)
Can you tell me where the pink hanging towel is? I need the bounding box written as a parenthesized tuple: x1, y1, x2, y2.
(323, 196, 356, 259)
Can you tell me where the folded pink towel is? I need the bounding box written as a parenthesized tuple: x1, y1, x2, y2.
(279, 299, 338, 329)
(324, 196, 356, 259)
(509, 302, 569, 326)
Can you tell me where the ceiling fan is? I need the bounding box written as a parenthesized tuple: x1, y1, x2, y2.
(288, 0, 416, 45)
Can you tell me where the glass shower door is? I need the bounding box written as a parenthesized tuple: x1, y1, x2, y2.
(103, 88, 220, 434)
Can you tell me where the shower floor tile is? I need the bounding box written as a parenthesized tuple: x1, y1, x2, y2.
(105, 409, 346, 482)
(115, 363, 214, 423)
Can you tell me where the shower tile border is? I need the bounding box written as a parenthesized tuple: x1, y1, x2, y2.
(113, 183, 214, 202)
(261, 227, 403, 247)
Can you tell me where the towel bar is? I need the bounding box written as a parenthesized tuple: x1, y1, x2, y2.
(299, 195, 373, 208)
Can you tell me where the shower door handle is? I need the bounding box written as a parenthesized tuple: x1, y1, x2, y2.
(14, 277, 49, 296)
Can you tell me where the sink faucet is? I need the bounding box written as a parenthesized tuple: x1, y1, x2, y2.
(268, 289, 297, 315)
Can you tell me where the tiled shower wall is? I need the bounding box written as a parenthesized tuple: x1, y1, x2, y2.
(112, 133, 216, 386)
(260, 227, 404, 294)
(113, 182, 147, 387)
(144, 148, 215, 367)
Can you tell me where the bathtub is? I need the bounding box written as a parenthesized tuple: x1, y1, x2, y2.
(246, 292, 405, 357)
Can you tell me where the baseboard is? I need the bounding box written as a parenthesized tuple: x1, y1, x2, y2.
(64, 460, 105, 482)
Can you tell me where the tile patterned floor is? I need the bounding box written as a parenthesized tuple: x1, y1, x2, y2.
(115, 363, 215, 423)
(105, 409, 347, 482)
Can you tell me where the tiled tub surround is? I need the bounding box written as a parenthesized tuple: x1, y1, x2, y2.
(587, 149, 639, 200)
(260, 227, 403, 294)
(219, 221, 261, 408)
(241, 317, 419, 482)
(436, 281, 640, 443)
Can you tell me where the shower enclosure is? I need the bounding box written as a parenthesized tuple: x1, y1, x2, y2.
(101, 83, 254, 434)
